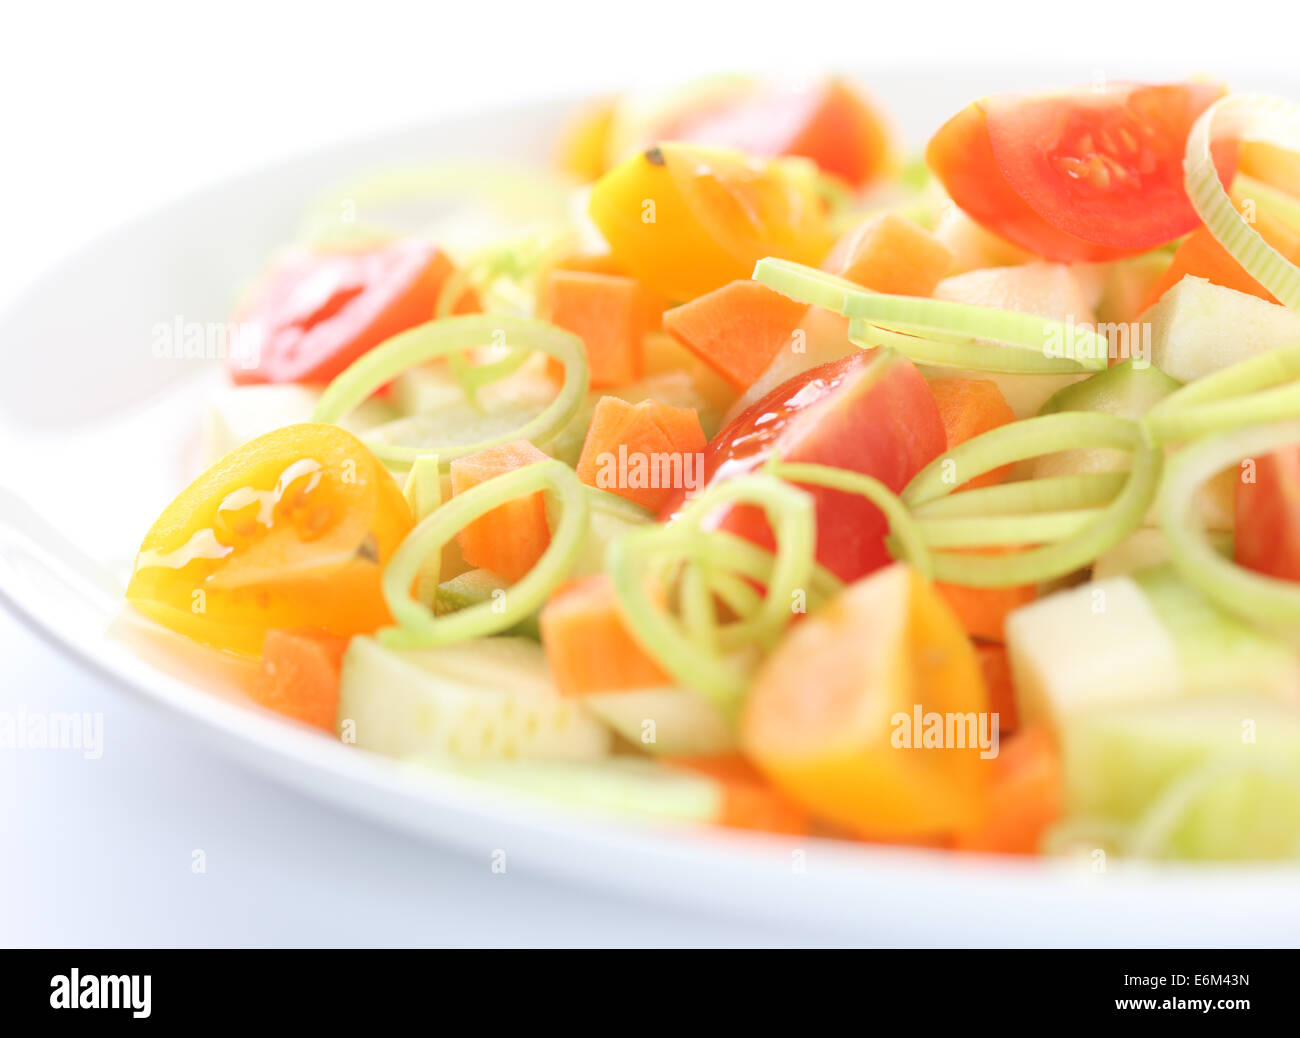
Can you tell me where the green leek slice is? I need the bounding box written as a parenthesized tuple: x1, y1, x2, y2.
(1144, 345, 1300, 444)
(1184, 93, 1300, 310)
(1158, 420, 1300, 632)
(753, 257, 1107, 373)
(902, 413, 1161, 587)
(313, 314, 588, 471)
(380, 459, 588, 648)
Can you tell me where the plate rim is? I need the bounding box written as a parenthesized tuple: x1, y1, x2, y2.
(3, 89, 1299, 941)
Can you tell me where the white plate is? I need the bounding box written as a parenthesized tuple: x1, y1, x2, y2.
(3, 70, 1299, 946)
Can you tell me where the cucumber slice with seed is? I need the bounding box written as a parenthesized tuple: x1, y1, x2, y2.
(337, 636, 610, 761)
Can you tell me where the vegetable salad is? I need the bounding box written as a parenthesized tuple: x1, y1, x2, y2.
(126, 75, 1300, 860)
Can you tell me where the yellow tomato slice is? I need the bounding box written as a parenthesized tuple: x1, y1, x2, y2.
(588, 143, 833, 301)
(126, 423, 413, 656)
(741, 563, 991, 837)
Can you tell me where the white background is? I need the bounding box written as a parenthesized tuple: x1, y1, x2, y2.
(1, 0, 1293, 946)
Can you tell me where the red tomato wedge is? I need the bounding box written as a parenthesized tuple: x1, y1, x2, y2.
(668, 79, 893, 186)
(230, 241, 476, 385)
(927, 82, 1235, 261)
(662, 349, 945, 581)
(1236, 445, 1300, 582)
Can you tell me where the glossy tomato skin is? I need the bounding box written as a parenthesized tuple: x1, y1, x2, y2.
(670, 80, 893, 186)
(230, 241, 476, 385)
(926, 102, 1109, 263)
(927, 82, 1235, 262)
(126, 423, 413, 655)
(588, 143, 833, 301)
(1236, 446, 1300, 582)
(665, 349, 945, 581)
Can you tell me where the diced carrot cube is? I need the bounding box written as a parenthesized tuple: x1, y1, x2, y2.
(574, 396, 707, 511)
(252, 629, 349, 731)
(936, 556, 1036, 644)
(544, 270, 661, 387)
(539, 573, 669, 695)
(825, 211, 954, 297)
(954, 728, 1061, 855)
(661, 279, 809, 390)
(450, 440, 551, 582)
(974, 641, 1019, 735)
(928, 377, 1017, 490)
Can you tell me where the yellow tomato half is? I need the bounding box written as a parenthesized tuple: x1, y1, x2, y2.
(126, 423, 412, 656)
(588, 143, 833, 302)
(741, 563, 991, 837)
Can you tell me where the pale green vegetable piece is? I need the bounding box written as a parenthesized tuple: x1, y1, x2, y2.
(581, 687, 736, 755)
(1143, 276, 1300, 383)
(408, 757, 723, 824)
(337, 636, 610, 762)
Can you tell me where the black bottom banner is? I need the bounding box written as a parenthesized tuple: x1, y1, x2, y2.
(0, 948, 1289, 1025)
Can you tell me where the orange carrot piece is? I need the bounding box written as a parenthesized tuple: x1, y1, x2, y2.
(1140, 228, 1275, 311)
(450, 440, 551, 582)
(663, 754, 809, 835)
(251, 629, 349, 732)
(539, 573, 670, 695)
(553, 251, 628, 276)
(1138, 201, 1300, 313)
(954, 728, 1062, 855)
(661, 279, 809, 391)
(929, 377, 1017, 491)
(544, 270, 661, 387)
(975, 641, 1019, 735)
(824, 211, 955, 296)
(574, 396, 706, 512)
(936, 576, 1036, 644)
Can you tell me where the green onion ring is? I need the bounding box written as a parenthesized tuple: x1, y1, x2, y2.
(914, 509, 1103, 550)
(1159, 420, 1300, 631)
(669, 474, 817, 641)
(312, 314, 588, 470)
(696, 529, 844, 606)
(676, 559, 717, 653)
(903, 413, 1142, 508)
(447, 346, 534, 400)
(607, 527, 752, 712)
(901, 414, 1159, 587)
(379, 459, 588, 648)
(607, 475, 821, 711)
(754, 257, 1107, 373)
(849, 319, 1095, 375)
(680, 549, 819, 655)
(1144, 345, 1300, 444)
(911, 472, 1128, 519)
(1184, 93, 1300, 310)
(699, 564, 766, 618)
(926, 438, 1161, 587)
